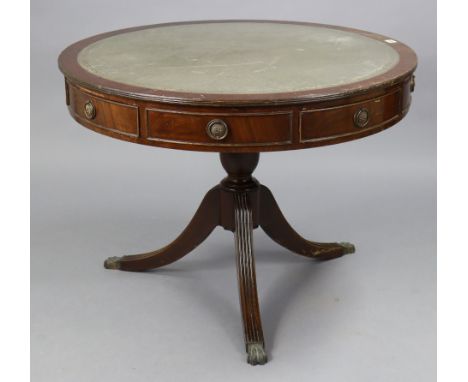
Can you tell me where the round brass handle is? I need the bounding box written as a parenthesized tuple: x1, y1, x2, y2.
(353, 108, 370, 128)
(410, 75, 416, 92)
(206, 119, 229, 140)
(84, 100, 96, 120)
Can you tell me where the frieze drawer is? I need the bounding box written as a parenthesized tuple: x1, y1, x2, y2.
(300, 89, 403, 143)
(68, 83, 139, 138)
(146, 109, 293, 147)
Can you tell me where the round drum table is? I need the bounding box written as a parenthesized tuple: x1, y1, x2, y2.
(58, 20, 417, 365)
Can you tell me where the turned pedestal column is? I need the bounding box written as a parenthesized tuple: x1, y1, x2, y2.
(104, 153, 354, 364)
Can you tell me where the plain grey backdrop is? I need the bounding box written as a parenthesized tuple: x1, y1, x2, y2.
(31, 1, 436, 381)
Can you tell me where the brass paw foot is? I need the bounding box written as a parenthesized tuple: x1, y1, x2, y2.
(247, 343, 268, 365)
(339, 242, 356, 255)
(313, 242, 356, 261)
(104, 256, 122, 270)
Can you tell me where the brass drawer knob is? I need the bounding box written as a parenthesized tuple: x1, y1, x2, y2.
(84, 100, 96, 120)
(410, 75, 416, 92)
(206, 119, 229, 140)
(353, 108, 369, 128)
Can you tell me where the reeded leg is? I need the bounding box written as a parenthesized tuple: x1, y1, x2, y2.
(259, 185, 355, 261)
(104, 186, 220, 271)
(234, 192, 267, 365)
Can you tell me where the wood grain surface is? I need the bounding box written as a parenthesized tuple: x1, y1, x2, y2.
(60, 20, 417, 152)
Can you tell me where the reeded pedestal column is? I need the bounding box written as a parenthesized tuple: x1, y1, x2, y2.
(104, 153, 354, 365)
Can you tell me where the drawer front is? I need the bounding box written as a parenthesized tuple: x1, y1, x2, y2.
(68, 84, 139, 137)
(300, 89, 402, 143)
(146, 109, 293, 147)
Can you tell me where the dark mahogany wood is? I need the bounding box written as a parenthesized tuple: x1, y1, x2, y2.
(233, 191, 267, 365)
(104, 186, 220, 271)
(146, 108, 293, 148)
(58, 21, 417, 366)
(63, 75, 414, 153)
(259, 185, 355, 261)
(103, 153, 352, 364)
(59, 20, 417, 106)
(59, 21, 417, 153)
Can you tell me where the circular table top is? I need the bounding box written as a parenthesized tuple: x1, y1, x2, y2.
(59, 21, 416, 153)
(59, 20, 417, 106)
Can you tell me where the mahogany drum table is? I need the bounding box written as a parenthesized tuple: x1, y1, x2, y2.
(58, 20, 417, 365)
